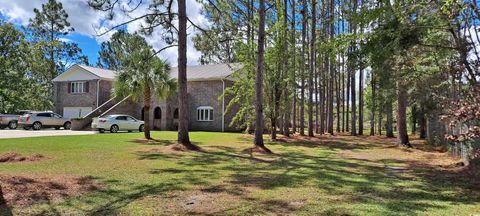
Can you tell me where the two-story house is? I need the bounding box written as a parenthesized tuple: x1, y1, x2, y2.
(52, 64, 240, 132)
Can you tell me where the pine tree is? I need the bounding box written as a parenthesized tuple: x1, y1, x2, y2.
(308, 0, 316, 137)
(253, 0, 271, 153)
(29, 0, 75, 79)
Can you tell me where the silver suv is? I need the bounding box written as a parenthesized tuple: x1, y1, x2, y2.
(18, 112, 72, 130)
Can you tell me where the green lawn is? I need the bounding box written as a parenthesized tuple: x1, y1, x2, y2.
(0, 131, 479, 215)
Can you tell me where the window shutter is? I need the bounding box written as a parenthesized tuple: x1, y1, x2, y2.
(68, 82, 71, 93)
(85, 82, 89, 93)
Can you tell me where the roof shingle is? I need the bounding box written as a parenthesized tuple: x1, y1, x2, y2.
(55, 63, 240, 82)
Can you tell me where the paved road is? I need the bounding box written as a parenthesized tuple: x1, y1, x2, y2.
(0, 129, 96, 139)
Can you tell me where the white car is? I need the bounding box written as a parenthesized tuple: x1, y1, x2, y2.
(92, 115, 144, 133)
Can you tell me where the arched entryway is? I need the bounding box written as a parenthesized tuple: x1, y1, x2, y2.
(154, 107, 161, 130)
(173, 108, 179, 130)
(173, 108, 179, 119)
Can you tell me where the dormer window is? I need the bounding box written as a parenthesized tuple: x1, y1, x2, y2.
(197, 106, 213, 121)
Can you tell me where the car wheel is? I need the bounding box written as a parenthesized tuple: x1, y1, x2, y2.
(139, 124, 145, 132)
(63, 122, 71, 130)
(23, 126, 31, 130)
(32, 122, 42, 130)
(8, 121, 17, 129)
(110, 125, 119, 133)
(99, 129, 105, 133)
(128, 130, 132, 133)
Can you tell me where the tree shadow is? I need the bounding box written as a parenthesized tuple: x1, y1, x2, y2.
(16, 134, 480, 215)
(170, 137, 480, 215)
(129, 138, 175, 145)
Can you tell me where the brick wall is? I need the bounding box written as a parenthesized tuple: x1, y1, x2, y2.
(55, 79, 240, 132)
(54, 80, 97, 115)
(99, 80, 113, 105)
(54, 80, 113, 115)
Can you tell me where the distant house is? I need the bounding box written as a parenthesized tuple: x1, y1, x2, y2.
(52, 64, 240, 132)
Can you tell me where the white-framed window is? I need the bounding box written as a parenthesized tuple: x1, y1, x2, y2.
(197, 106, 214, 121)
(71, 82, 85, 93)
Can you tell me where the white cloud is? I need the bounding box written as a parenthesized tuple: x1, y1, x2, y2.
(58, 37, 72, 43)
(0, 0, 207, 66)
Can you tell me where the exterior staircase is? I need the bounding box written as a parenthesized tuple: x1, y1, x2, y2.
(71, 95, 131, 130)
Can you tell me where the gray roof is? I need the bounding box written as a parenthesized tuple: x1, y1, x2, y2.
(169, 63, 241, 81)
(77, 65, 117, 80)
(55, 63, 240, 82)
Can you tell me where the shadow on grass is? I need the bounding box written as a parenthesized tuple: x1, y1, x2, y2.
(129, 138, 176, 145)
(30, 134, 480, 215)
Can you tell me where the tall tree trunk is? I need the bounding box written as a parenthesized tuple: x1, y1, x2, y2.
(349, 0, 357, 136)
(319, 1, 326, 135)
(346, 55, 350, 132)
(335, 5, 341, 134)
(341, 15, 346, 133)
(177, 0, 193, 148)
(336, 62, 341, 133)
(320, 59, 325, 134)
(370, 72, 375, 136)
(246, 0, 252, 48)
(293, 94, 297, 134)
(396, 81, 411, 147)
(291, 0, 296, 134)
(342, 62, 345, 133)
(314, 7, 320, 135)
(300, 0, 307, 136)
(254, 0, 270, 153)
(378, 109, 382, 136)
(271, 116, 277, 140)
(350, 70, 356, 136)
(386, 100, 394, 138)
(281, 0, 289, 137)
(50, 21, 55, 83)
(419, 107, 426, 139)
(411, 105, 417, 135)
(315, 60, 320, 134)
(308, 0, 316, 137)
(327, 0, 335, 135)
(143, 86, 152, 140)
(358, 68, 364, 135)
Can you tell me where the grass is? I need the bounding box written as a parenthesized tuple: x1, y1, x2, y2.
(0, 131, 479, 215)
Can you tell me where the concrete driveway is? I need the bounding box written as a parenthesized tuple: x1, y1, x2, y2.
(0, 129, 96, 139)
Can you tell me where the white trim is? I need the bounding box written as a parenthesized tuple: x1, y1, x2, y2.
(53, 65, 101, 82)
(71, 82, 85, 93)
(196, 106, 214, 122)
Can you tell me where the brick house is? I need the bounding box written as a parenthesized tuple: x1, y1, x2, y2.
(52, 64, 240, 132)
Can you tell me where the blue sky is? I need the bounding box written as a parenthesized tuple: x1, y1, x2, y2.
(62, 34, 101, 66)
(0, 0, 207, 66)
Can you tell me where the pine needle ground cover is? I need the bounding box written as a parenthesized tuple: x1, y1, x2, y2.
(0, 132, 479, 215)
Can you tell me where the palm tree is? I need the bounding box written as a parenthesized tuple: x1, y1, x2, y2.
(113, 34, 176, 140)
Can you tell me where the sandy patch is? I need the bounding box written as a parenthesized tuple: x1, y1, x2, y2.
(0, 174, 102, 207)
(0, 152, 48, 163)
